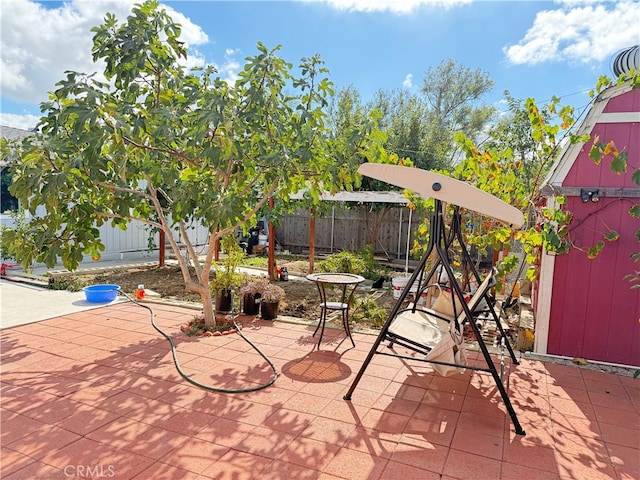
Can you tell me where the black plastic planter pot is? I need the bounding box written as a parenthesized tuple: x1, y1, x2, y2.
(242, 293, 261, 316)
(260, 301, 279, 320)
(215, 289, 233, 313)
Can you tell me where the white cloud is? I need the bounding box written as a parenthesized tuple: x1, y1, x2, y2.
(0, 113, 40, 131)
(0, 0, 208, 105)
(322, 0, 470, 14)
(504, 1, 639, 65)
(403, 73, 414, 88)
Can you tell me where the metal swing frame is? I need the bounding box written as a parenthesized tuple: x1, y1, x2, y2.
(344, 198, 526, 436)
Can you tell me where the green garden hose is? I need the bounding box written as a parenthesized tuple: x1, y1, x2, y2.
(120, 290, 279, 393)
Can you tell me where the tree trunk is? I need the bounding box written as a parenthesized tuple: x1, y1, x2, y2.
(201, 291, 216, 328)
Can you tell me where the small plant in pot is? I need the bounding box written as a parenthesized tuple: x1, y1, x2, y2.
(260, 282, 285, 320)
(210, 234, 245, 313)
(239, 277, 269, 316)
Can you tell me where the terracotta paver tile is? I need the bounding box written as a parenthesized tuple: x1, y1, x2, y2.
(428, 375, 470, 396)
(260, 459, 322, 479)
(598, 421, 640, 449)
(58, 404, 119, 436)
(66, 381, 126, 404)
(159, 437, 229, 474)
(6, 424, 81, 460)
(127, 425, 189, 460)
(442, 448, 502, 480)
(549, 411, 602, 439)
(584, 378, 629, 397)
(300, 416, 356, 445)
(20, 395, 85, 425)
(553, 429, 611, 464)
(152, 408, 217, 437)
(420, 389, 465, 412)
(1, 412, 47, 444)
(592, 403, 640, 428)
(1, 389, 60, 416)
(455, 411, 506, 438)
(547, 383, 591, 403)
(133, 462, 201, 479)
(323, 447, 388, 480)
(1, 446, 38, 477)
(200, 449, 273, 480)
(549, 396, 596, 422)
(450, 427, 504, 460)
(589, 393, 636, 414)
(235, 425, 296, 459)
(501, 462, 562, 480)
(360, 408, 410, 434)
(125, 375, 178, 400)
(379, 460, 441, 480)
(504, 437, 560, 473)
(460, 393, 507, 418)
(343, 388, 383, 408)
(41, 436, 153, 478)
(86, 416, 157, 450)
(388, 439, 448, 475)
(195, 416, 255, 448)
(383, 382, 426, 403)
(554, 451, 618, 480)
(581, 369, 626, 385)
(262, 407, 317, 436)
(373, 394, 420, 417)
(302, 379, 349, 399)
(607, 442, 640, 476)
(318, 398, 369, 424)
(276, 435, 340, 471)
(3, 459, 66, 480)
(283, 391, 333, 415)
(356, 374, 393, 395)
(342, 425, 399, 460)
(401, 416, 456, 448)
(95, 390, 174, 424)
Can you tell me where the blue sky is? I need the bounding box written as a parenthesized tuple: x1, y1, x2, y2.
(1, 0, 638, 130)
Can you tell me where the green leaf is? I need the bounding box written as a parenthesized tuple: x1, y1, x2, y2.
(629, 204, 640, 218)
(610, 154, 627, 174)
(588, 241, 604, 259)
(589, 143, 603, 164)
(604, 230, 619, 242)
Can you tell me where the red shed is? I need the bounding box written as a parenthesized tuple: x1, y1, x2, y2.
(536, 76, 640, 367)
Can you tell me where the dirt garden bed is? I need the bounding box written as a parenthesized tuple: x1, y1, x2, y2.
(52, 259, 399, 331)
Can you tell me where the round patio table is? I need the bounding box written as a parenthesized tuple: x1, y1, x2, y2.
(306, 273, 365, 348)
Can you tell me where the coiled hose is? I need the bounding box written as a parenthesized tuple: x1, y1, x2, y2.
(120, 290, 279, 393)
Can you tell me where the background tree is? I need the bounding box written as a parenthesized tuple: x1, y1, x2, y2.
(0, 0, 375, 327)
(420, 59, 495, 169)
(414, 72, 640, 291)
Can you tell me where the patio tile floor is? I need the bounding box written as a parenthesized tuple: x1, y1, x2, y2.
(1, 302, 639, 479)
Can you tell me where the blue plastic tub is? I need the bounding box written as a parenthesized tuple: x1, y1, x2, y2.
(83, 284, 121, 303)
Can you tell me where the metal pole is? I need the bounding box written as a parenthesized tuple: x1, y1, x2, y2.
(330, 206, 335, 252)
(397, 208, 403, 260)
(405, 208, 412, 273)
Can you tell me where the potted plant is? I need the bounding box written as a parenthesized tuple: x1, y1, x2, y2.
(210, 234, 245, 313)
(239, 276, 269, 315)
(260, 282, 285, 320)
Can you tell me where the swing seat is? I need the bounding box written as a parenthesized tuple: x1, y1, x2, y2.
(388, 269, 496, 355)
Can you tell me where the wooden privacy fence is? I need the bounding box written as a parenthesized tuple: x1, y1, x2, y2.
(275, 206, 422, 260)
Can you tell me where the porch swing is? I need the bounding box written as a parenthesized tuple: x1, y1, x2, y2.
(344, 163, 526, 436)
